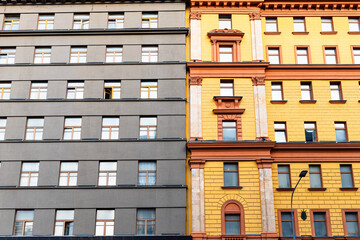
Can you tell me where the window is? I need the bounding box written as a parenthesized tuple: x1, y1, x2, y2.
(70, 47, 87, 63)
(59, 162, 78, 186)
(267, 47, 280, 64)
(38, 14, 54, 30)
(140, 80, 157, 99)
(321, 17, 334, 32)
(108, 13, 124, 29)
(222, 121, 236, 141)
(353, 48, 360, 64)
(139, 117, 157, 139)
(98, 162, 117, 186)
(0, 118, 6, 140)
(25, 118, 44, 140)
(0, 48, 16, 64)
(301, 82, 313, 100)
(274, 122, 287, 142)
(67, 81, 84, 99)
(20, 162, 39, 187)
(219, 14, 231, 29)
(54, 210, 74, 236)
(34, 47, 51, 64)
(141, 46, 158, 62)
(330, 82, 342, 100)
(309, 165, 322, 188)
(104, 81, 121, 99)
(278, 165, 291, 188)
(340, 165, 354, 188)
(138, 161, 156, 185)
(266, 17, 278, 32)
(224, 163, 238, 187)
(312, 212, 329, 237)
(95, 210, 115, 236)
(3, 15, 20, 30)
(106, 46, 122, 63)
(142, 12, 158, 28)
(0, 82, 11, 99)
(219, 46, 233, 62)
(101, 117, 119, 140)
(296, 47, 309, 64)
(137, 209, 155, 235)
(324, 47, 338, 64)
(14, 210, 34, 236)
(271, 82, 283, 100)
(335, 122, 347, 143)
(63, 118, 82, 140)
(293, 17, 306, 32)
(220, 80, 234, 96)
(344, 212, 360, 237)
(305, 122, 317, 142)
(222, 201, 244, 235)
(280, 212, 295, 237)
(30, 82, 47, 99)
(73, 14, 89, 29)
(349, 17, 360, 32)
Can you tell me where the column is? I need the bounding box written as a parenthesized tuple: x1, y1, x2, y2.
(189, 77, 203, 140)
(190, 12, 202, 61)
(249, 12, 264, 61)
(252, 77, 269, 140)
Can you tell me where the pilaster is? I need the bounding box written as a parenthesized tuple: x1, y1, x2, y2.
(249, 12, 263, 61)
(252, 77, 269, 140)
(189, 76, 203, 140)
(190, 12, 202, 61)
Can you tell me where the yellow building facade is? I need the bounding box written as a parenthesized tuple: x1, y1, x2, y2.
(187, 1, 360, 240)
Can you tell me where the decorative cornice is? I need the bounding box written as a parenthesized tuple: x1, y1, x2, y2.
(189, 76, 203, 86)
(249, 12, 261, 20)
(0, 0, 186, 5)
(190, 12, 202, 20)
(251, 76, 265, 86)
(188, 159, 206, 169)
(256, 158, 274, 168)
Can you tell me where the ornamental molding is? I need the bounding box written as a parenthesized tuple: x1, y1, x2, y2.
(251, 76, 265, 86)
(189, 76, 203, 86)
(190, 11, 202, 20)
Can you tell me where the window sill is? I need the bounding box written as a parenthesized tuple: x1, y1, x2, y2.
(329, 100, 347, 104)
(221, 186, 243, 190)
(292, 32, 309, 35)
(348, 31, 360, 35)
(308, 187, 327, 191)
(320, 31, 338, 35)
(340, 187, 358, 191)
(264, 32, 281, 35)
(276, 188, 295, 191)
(299, 100, 317, 104)
(271, 100, 288, 104)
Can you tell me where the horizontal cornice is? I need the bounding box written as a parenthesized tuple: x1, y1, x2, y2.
(0, 0, 186, 5)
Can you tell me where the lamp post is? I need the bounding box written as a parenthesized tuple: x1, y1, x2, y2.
(291, 170, 308, 240)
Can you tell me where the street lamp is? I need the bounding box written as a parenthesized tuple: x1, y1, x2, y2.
(291, 170, 308, 240)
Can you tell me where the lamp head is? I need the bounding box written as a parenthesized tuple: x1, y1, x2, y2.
(299, 170, 308, 178)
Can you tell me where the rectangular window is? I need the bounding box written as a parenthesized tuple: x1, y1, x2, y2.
(138, 161, 156, 186)
(25, 118, 44, 140)
(345, 212, 360, 237)
(278, 165, 291, 188)
(142, 12, 158, 28)
(38, 14, 54, 30)
(141, 46, 158, 62)
(271, 82, 283, 100)
(98, 162, 117, 186)
(296, 47, 309, 64)
(281, 212, 294, 237)
(274, 122, 287, 142)
(63, 118, 82, 140)
(224, 163, 238, 187)
(104, 81, 121, 99)
(59, 162, 78, 186)
(313, 212, 328, 237)
(349, 17, 360, 32)
(30, 82, 48, 99)
(324, 47, 338, 64)
(101, 117, 119, 140)
(34, 47, 51, 64)
(3, 15, 20, 30)
(225, 214, 240, 235)
(20, 162, 39, 187)
(266, 17, 278, 32)
(220, 80, 234, 96)
(222, 121, 236, 141)
(219, 14, 231, 29)
(67, 81, 84, 99)
(140, 80, 157, 99)
(70, 47, 87, 63)
(330, 82, 342, 100)
(14, 210, 34, 236)
(219, 46, 233, 62)
(293, 17, 306, 32)
(340, 165, 354, 188)
(0, 118, 6, 140)
(0, 48, 16, 64)
(309, 165, 322, 188)
(321, 17, 334, 32)
(95, 210, 115, 236)
(268, 47, 280, 64)
(0, 82, 11, 99)
(73, 14, 89, 29)
(137, 209, 155, 235)
(106, 46, 122, 63)
(353, 48, 360, 64)
(301, 82, 312, 100)
(108, 13, 124, 29)
(305, 122, 317, 142)
(139, 117, 157, 139)
(54, 210, 74, 236)
(335, 122, 347, 142)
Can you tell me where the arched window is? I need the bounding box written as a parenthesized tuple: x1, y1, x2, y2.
(221, 200, 245, 235)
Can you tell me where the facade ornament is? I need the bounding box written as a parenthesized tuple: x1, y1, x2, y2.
(251, 76, 265, 86)
(190, 12, 202, 20)
(189, 76, 203, 86)
(249, 12, 261, 20)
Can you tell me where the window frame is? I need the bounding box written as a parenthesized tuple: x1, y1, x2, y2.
(218, 44, 234, 62)
(335, 122, 348, 143)
(37, 14, 54, 30)
(300, 81, 313, 101)
(323, 46, 340, 64)
(66, 81, 84, 100)
(140, 80, 158, 99)
(221, 200, 245, 236)
(304, 122, 317, 143)
(310, 209, 332, 237)
(139, 117, 157, 139)
(342, 209, 360, 237)
(95, 209, 115, 236)
(0, 118, 6, 141)
(70, 47, 87, 63)
(321, 17, 334, 32)
(293, 17, 306, 32)
(108, 13, 124, 29)
(101, 117, 120, 140)
(136, 209, 156, 235)
(271, 82, 284, 100)
(349, 17, 360, 32)
(141, 46, 158, 63)
(73, 13, 90, 30)
(219, 14, 232, 29)
(25, 117, 44, 140)
(274, 122, 287, 143)
(340, 164, 355, 188)
(266, 46, 282, 64)
(3, 14, 20, 30)
(220, 79, 234, 96)
(223, 162, 239, 187)
(141, 12, 158, 29)
(63, 117, 82, 140)
(105, 46, 123, 63)
(98, 161, 117, 186)
(104, 81, 121, 99)
(30, 81, 48, 100)
(278, 209, 299, 237)
(295, 46, 311, 64)
(138, 161, 157, 186)
(277, 164, 292, 189)
(54, 210, 74, 236)
(222, 121, 237, 141)
(351, 46, 360, 64)
(309, 164, 323, 189)
(265, 17, 278, 32)
(0, 48, 16, 64)
(13, 210, 34, 236)
(330, 81, 343, 101)
(58, 162, 78, 187)
(19, 162, 39, 187)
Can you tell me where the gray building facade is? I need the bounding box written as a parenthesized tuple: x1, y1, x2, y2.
(0, 0, 187, 237)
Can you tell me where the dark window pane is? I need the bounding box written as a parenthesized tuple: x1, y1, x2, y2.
(224, 172, 238, 186)
(314, 212, 326, 220)
(223, 128, 236, 141)
(278, 173, 290, 188)
(346, 212, 358, 221)
(336, 129, 347, 142)
(65, 222, 73, 235)
(314, 221, 327, 237)
(347, 221, 359, 236)
(305, 130, 316, 142)
(310, 173, 322, 188)
(282, 221, 294, 237)
(341, 165, 351, 172)
(225, 214, 240, 235)
(341, 173, 354, 188)
(278, 165, 289, 172)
